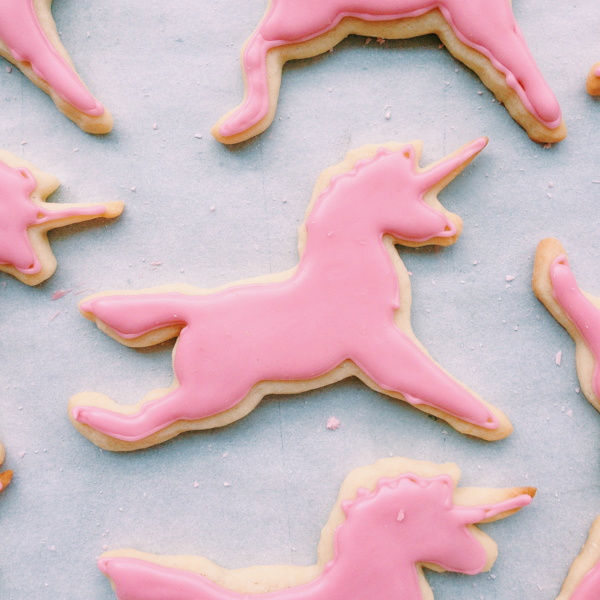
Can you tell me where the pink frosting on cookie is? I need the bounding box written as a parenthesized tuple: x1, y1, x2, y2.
(571, 561, 600, 600)
(219, 0, 561, 137)
(73, 139, 503, 442)
(97, 473, 532, 600)
(550, 255, 600, 401)
(0, 160, 105, 274)
(0, 0, 104, 116)
(594, 66, 600, 78)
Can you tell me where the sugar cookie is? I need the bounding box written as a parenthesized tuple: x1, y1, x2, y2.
(587, 63, 600, 96)
(533, 238, 600, 414)
(0, 442, 13, 494)
(70, 137, 513, 451)
(556, 517, 600, 600)
(97, 457, 534, 600)
(212, 0, 566, 145)
(0, 151, 124, 286)
(0, 0, 112, 133)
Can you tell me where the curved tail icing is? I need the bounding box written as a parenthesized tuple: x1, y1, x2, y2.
(82, 294, 190, 339)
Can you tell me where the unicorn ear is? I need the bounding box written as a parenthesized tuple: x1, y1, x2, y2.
(356, 487, 371, 498)
(341, 500, 352, 516)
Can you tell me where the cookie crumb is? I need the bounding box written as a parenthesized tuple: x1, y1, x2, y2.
(505, 275, 515, 282)
(6, 66, 12, 73)
(19, 451, 25, 458)
(153, 123, 157, 130)
(326, 416, 340, 430)
(576, 388, 580, 394)
(556, 350, 562, 366)
(130, 187, 136, 192)
(385, 110, 391, 120)
(566, 409, 573, 418)
(477, 91, 483, 95)
(195, 133, 203, 139)
(193, 482, 199, 488)
(102, 545, 108, 551)
(73, 148, 79, 152)
(223, 482, 231, 487)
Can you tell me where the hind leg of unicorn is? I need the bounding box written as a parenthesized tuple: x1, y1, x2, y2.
(69, 138, 514, 451)
(0, 0, 112, 133)
(97, 458, 534, 600)
(212, 0, 565, 144)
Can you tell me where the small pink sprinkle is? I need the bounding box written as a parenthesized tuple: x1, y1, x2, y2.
(193, 482, 199, 488)
(223, 482, 231, 487)
(20, 140, 27, 145)
(49, 311, 61, 322)
(547, 193, 552, 199)
(473, 260, 478, 265)
(556, 351, 562, 366)
(73, 148, 79, 153)
(102, 545, 108, 551)
(326, 416, 340, 430)
(194, 133, 203, 139)
(385, 110, 391, 120)
(19, 451, 25, 458)
(549, 182, 554, 188)
(130, 187, 136, 192)
(477, 91, 483, 95)
(407, 271, 413, 276)
(51, 289, 71, 300)
(505, 275, 515, 282)
(152, 123, 157, 130)
(50, 546, 56, 551)
(397, 510, 405, 521)
(150, 261, 163, 266)
(576, 388, 580, 394)
(6, 66, 12, 73)
(222, 452, 228, 458)
(74, 288, 90, 295)
(210, 206, 215, 211)
(566, 410, 573, 418)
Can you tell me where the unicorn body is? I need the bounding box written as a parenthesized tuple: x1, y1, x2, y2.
(213, 0, 564, 143)
(97, 461, 534, 600)
(71, 138, 512, 450)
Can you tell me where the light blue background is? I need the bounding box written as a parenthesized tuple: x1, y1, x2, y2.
(0, 0, 599, 598)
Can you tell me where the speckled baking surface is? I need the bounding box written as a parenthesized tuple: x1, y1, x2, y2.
(0, 0, 599, 598)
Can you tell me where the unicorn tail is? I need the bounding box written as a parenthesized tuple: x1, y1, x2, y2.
(80, 293, 193, 341)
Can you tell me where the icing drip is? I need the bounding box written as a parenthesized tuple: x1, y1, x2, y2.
(0, 161, 105, 274)
(550, 255, 600, 400)
(97, 473, 532, 600)
(219, 0, 561, 137)
(0, 0, 104, 115)
(73, 139, 503, 441)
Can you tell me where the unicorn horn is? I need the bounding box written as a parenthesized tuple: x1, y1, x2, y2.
(453, 490, 534, 525)
(418, 137, 488, 192)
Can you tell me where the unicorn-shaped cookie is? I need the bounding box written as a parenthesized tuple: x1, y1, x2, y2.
(70, 137, 512, 451)
(556, 516, 600, 600)
(212, 0, 565, 145)
(97, 457, 534, 600)
(0, 443, 12, 494)
(533, 238, 600, 414)
(0, 0, 112, 133)
(0, 151, 124, 286)
(587, 63, 600, 96)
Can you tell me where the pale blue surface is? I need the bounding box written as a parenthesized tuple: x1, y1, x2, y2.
(0, 0, 599, 598)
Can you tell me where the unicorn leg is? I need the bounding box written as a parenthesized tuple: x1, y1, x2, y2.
(442, 0, 561, 128)
(0, 0, 104, 116)
(354, 326, 500, 431)
(218, 32, 277, 138)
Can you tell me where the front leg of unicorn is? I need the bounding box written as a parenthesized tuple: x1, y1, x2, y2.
(96, 459, 534, 600)
(533, 238, 600, 414)
(0, 151, 124, 285)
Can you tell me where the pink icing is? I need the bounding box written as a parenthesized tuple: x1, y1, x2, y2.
(594, 66, 600, 78)
(73, 139, 501, 442)
(571, 560, 600, 600)
(219, 0, 562, 137)
(0, 0, 104, 116)
(0, 160, 106, 274)
(549, 255, 600, 400)
(97, 473, 532, 600)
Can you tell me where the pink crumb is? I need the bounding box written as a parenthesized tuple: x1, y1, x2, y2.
(556, 351, 562, 366)
(505, 275, 515, 282)
(326, 416, 340, 430)
(49, 311, 61, 322)
(150, 261, 163, 266)
(51, 289, 72, 300)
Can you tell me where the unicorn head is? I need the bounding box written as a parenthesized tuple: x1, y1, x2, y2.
(335, 473, 532, 577)
(306, 138, 487, 249)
